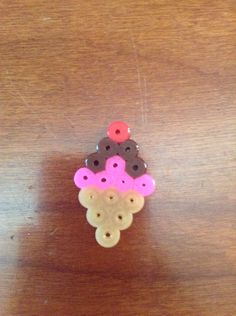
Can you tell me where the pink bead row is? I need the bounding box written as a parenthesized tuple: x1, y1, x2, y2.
(74, 156, 155, 197)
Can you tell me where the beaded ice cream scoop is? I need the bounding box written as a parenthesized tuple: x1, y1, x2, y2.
(74, 121, 156, 248)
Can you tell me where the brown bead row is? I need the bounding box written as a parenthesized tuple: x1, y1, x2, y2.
(85, 137, 147, 178)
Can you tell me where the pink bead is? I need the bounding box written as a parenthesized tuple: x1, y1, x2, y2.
(106, 155, 126, 176)
(115, 172, 134, 192)
(133, 174, 156, 196)
(95, 171, 112, 189)
(74, 168, 95, 189)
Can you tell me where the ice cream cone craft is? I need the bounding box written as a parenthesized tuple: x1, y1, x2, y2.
(74, 121, 156, 248)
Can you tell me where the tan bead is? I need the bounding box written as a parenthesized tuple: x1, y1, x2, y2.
(86, 208, 107, 228)
(79, 187, 145, 247)
(78, 187, 100, 208)
(95, 226, 120, 248)
(123, 190, 145, 214)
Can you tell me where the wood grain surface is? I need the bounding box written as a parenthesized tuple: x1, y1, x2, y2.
(0, 1, 236, 315)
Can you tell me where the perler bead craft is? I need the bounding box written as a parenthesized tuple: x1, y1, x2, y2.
(74, 121, 156, 248)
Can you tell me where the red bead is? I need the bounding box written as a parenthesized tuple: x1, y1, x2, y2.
(107, 121, 130, 143)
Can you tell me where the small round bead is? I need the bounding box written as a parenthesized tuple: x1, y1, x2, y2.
(105, 155, 126, 176)
(95, 226, 120, 248)
(123, 191, 145, 214)
(78, 187, 99, 208)
(103, 189, 120, 205)
(86, 208, 107, 228)
(119, 139, 139, 159)
(97, 137, 119, 157)
(126, 157, 147, 178)
(133, 174, 156, 196)
(94, 171, 112, 189)
(114, 173, 134, 192)
(112, 209, 133, 231)
(107, 121, 130, 143)
(74, 167, 95, 189)
(85, 152, 106, 173)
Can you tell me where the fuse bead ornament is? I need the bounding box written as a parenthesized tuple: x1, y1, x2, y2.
(74, 121, 156, 247)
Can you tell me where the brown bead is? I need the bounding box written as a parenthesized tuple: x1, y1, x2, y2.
(85, 152, 106, 173)
(119, 139, 139, 160)
(126, 157, 147, 178)
(97, 137, 119, 157)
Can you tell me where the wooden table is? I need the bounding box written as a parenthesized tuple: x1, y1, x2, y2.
(0, 1, 235, 315)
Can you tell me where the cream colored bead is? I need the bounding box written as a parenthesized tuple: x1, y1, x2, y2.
(78, 187, 100, 208)
(111, 207, 133, 231)
(95, 226, 120, 248)
(102, 188, 120, 206)
(86, 208, 107, 228)
(123, 190, 144, 214)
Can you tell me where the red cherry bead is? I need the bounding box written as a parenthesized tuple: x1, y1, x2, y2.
(107, 121, 130, 143)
